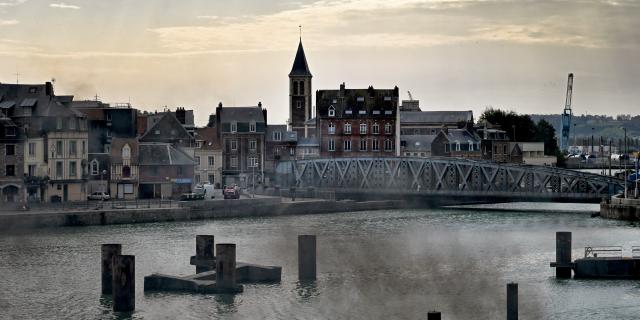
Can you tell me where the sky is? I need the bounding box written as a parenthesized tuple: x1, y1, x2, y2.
(1, 0, 639, 126)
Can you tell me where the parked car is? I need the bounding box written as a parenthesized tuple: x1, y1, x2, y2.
(223, 185, 240, 199)
(88, 192, 110, 201)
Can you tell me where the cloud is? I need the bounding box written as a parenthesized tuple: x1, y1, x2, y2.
(0, 19, 18, 25)
(49, 2, 80, 9)
(0, 0, 27, 7)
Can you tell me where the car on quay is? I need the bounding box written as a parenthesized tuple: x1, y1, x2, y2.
(88, 191, 110, 201)
(223, 185, 240, 199)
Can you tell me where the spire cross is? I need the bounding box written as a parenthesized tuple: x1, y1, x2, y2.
(299, 25, 302, 40)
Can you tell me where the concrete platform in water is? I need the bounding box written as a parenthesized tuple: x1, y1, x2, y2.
(552, 244, 640, 279)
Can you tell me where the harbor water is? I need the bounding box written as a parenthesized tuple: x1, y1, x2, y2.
(2, 203, 640, 319)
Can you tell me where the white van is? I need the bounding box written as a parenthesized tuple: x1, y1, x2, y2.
(197, 183, 215, 200)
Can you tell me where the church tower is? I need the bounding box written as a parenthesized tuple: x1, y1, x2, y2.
(289, 37, 313, 137)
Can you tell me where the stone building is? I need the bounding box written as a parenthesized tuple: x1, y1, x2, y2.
(109, 138, 139, 199)
(478, 127, 522, 163)
(193, 126, 222, 187)
(214, 102, 267, 188)
(265, 125, 297, 183)
(0, 116, 24, 203)
(289, 39, 315, 138)
(138, 142, 195, 199)
(316, 83, 399, 158)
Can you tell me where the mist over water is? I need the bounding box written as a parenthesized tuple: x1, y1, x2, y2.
(1, 205, 640, 319)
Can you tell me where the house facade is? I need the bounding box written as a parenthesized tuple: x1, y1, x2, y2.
(194, 126, 222, 187)
(109, 138, 139, 199)
(0, 116, 24, 203)
(316, 83, 399, 158)
(265, 125, 297, 183)
(138, 142, 195, 199)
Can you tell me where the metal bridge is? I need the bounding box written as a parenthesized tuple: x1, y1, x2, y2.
(275, 157, 624, 203)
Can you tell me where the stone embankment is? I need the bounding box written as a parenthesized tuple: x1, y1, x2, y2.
(600, 195, 640, 220)
(0, 197, 412, 231)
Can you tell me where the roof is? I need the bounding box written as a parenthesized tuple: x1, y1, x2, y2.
(140, 113, 192, 142)
(139, 143, 194, 166)
(316, 85, 399, 119)
(289, 40, 312, 77)
(194, 126, 221, 150)
(446, 129, 479, 142)
(266, 125, 298, 142)
(218, 106, 265, 124)
(0, 82, 83, 118)
(402, 135, 436, 152)
(110, 138, 139, 162)
(400, 111, 473, 124)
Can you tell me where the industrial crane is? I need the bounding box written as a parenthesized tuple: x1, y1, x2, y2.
(407, 91, 414, 101)
(560, 73, 574, 152)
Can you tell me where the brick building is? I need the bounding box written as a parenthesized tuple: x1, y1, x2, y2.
(316, 83, 399, 158)
(0, 116, 23, 203)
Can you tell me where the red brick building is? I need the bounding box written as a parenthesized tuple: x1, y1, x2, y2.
(316, 83, 399, 158)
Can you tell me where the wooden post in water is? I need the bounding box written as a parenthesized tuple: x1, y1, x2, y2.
(427, 311, 441, 320)
(556, 231, 572, 278)
(215, 244, 237, 289)
(112, 255, 135, 312)
(195, 235, 215, 273)
(298, 235, 317, 280)
(101, 244, 121, 294)
(507, 282, 518, 320)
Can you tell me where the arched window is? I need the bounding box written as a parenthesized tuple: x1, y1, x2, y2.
(90, 159, 99, 175)
(328, 105, 335, 117)
(122, 144, 131, 159)
(455, 141, 461, 151)
(122, 165, 131, 178)
(300, 81, 304, 94)
(328, 122, 336, 134)
(293, 82, 299, 95)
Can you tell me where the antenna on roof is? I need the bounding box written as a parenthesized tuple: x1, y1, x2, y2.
(15, 72, 20, 85)
(94, 94, 100, 101)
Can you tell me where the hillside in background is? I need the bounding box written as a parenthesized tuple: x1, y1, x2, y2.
(530, 114, 640, 141)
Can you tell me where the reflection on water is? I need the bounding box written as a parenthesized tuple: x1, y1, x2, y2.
(1, 203, 639, 319)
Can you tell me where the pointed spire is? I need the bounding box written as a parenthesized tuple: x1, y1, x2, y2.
(289, 34, 312, 77)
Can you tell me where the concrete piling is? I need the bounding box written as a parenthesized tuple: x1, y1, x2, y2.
(195, 235, 215, 273)
(298, 235, 317, 281)
(427, 311, 441, 320)
(556, 231, 572, 278)
(215, 243, 237, 289)
(507, 282, 518, 320)
(101, 244, 122, 294)
(112, 255, 135, 312)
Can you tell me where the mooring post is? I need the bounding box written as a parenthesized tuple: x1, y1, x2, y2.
(427, 311, 441, 320)
(215, 243, 237, 289)
(298, 235, 317, 281)
(507, 282, 518, 320)
(195, 235, 215, 273)
(112, 255, 135, 312)
(556, 231, 572, 278)
(101, 244, 121, 294)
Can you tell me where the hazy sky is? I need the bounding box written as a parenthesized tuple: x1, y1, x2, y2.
(1, 0, 639, 125)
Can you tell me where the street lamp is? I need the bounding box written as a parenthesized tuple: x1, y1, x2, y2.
(623, 127, 627, 199)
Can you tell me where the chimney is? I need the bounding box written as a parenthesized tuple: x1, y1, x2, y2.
(45, 82, 54, 96)
(340, 82, 346, 92)
(262, 108, 268, 125)
(258, 101, 262, 108)
(175, 107, 186, 124)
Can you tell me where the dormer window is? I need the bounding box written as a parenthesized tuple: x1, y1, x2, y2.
(357, 97, 364, 102)
(345, 109, 352, 115)
(122, 144, 131, 159)
(328, 106, 335, 117)
(384, 110, 393, 115)
(249, 121, 256, 132)
(230, 121, 237, 133)
(359, 110, 366, 115)
(29, 87, 37, 93)
(372, 110, 380, 115)
(273, 131, 282, 141)
(384, 96, 392, 101)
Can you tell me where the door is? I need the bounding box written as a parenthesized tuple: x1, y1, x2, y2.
(117, 184, 124, 199)
(63, 184, 68, 202)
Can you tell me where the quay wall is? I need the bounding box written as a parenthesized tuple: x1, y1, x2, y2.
(0, 198, 413, 231)
(600, 196, 640, 220)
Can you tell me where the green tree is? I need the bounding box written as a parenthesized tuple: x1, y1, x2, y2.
(479, 108, 537, 142)
(534, 119, 559, 156)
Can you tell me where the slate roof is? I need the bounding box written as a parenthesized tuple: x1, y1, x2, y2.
(445, 129, 480, 143)
(0, 82, 82, 118)
(194, 126, 221, 150)
(289, 40, 312, 77)
(110, 138, 139, 162)
(139, 143, 194, 166)
(140, 113, 192, 142)
(266, 125, 298, 142)
(218, 106, 265, 124)
(402, 135, 437, 152)
(297, 137, 319, 147)
(316, 85, 399, 119)
(400, 111, 473, 124)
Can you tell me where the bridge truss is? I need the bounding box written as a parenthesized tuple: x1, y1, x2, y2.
(276, 157, 623, 199)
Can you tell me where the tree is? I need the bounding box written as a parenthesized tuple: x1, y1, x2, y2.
(479, 108, 537, 142)
(534, 119, 559, 156)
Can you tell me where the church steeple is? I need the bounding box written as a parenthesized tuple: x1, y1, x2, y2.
(289, 39, 312, 77)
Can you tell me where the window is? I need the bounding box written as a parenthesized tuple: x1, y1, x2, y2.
(122, 166, 131, 178)
(230, 121, 237, 133)
(385, 123, 392, 134)
(122, 145, 131, 159)
(344, 140, 351, 151)
(56, 161, 63, 178)
(195, 175, 201, 184)
(273, 131, 282, 141)
(328, 123, 335, 135)
(328, 139, 335, 151)
(293, 81, 299, 95)
(5, 165, 15, 176)
(69, 161, 77, 177)
(249, 139, 257, 151)
(69, 119, 76, 130)
(151, 166, 158, 176)
(300, 81, 304, 94)
(5, 127, 15, 136)
(177, 166, 183, 176)
(208, 175, 215, 184)
(82, 141, 86, 155)
(230, 139, 238, 151)
(385, 110, 393, 115)
(384, 139, 393, 152)
(503, 145, 507, 154)
(384, 96, 392, 101)
(230, 156, 238, 168)
(91, 159, 99, 175)
(195, 156, 200, 166)
(328, 106, 335, 117)
(372, 139, 379, 151)
(446, 144, 451, 152)
(5, 144, 15, 156)
(290, 147, 295, 156)
(359, 110, 367, 115)
(357, 97, 365, 102)
(455, 141, 461, 151)
(345, 109, 352, 115)
(372, 123, 380, 134)
(249, 121, 256, 132)
(248, 156, 258, 167)
(56, 141, 63, 157)
(208, 156, 214, 166)
(297, 100, 302, 109)
(28, 143, 36, 157)
(69, 141, 77, 156)
(360, 123, 367, 134)
(372, 110, 380, 115)
(344, 123, 351, 134)
(468, 140, 474, 151)
(28, 165, 36, 177)
(360, 139, 367, 151)
(56, 117, 62, 130)
(155, 130, 160, 135)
